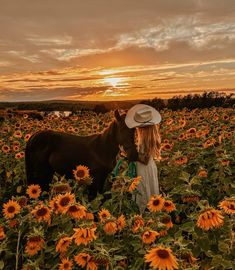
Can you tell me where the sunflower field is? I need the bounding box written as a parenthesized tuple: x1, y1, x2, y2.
(0, 107, 234, 270)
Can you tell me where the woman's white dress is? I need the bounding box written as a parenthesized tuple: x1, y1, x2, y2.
(135, 157, 159, 213)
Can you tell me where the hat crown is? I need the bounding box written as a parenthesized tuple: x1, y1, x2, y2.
(134, 108, 152, 123)
(125, 104, 161, 128)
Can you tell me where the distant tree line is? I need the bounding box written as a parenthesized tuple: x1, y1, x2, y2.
(141, 91, 234, 111)
(0, 91, 234, 113)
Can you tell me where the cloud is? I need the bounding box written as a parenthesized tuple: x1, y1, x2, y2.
(0, 0, 235, 100)
(1, 0, 235, 73)
(0, 86, 108, 102)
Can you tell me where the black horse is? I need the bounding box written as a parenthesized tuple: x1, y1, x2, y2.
(25, 110, 139, 197)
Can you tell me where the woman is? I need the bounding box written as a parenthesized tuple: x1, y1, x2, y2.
(125, 104, 162, 213)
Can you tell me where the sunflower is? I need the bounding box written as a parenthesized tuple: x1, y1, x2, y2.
(57, 193, 75, 213)
(145, 246, 179, 270)
(86, 258, 98, 270)
(26, 184, 41, 199)
(13, 130, 22, 138)
(85, 212, 95, 220)
(3, 200, 21, 219)
(181, 195, 200, 203)
(25, 236, 45, 256)
(103, 220, 118, 235)
(52, 183, 71, 193)
(128, 176, 141, 192)
(13, 145, 20, 152)
(73, 227, 97, 246)
(132, 215, 145, 233)
(24, 134, 31, 141)
(161, 143, 174, 151)
(196, 208, 224, 230)
(219, 198, 235, 214)
(161, 216, 173, 229)
(187, 128, 196, 134)
(142, 229, 159, 244)
(158, 229, 168, 237)
(9, 219, 18, 228)
(221, 159, 230, 166)
(163, 200, 176, 213)
(59, 257, 73, 270)
(147, 195, 165, 212)
(56, 236, 72, 253)
(165, 118, 173, 125)
(174, 156, 188, 165)
(203, 138, 216, 149)
(31, 204, 51, 223)
(0, 225, 6, 240)
(2, 144, 11, 154)
(74, 253, 98, 270)
(66, 204, 87, 219)
(117, 214, 126, 231)
(25, 242, 42, 256)
(28, 235, 45, 246)
(73, 165, 90, 181)
(74, 252, 91, 267)
(17, 196, 28, 207)
(98, 208, 111, 223)
(179, 250, 197, 266)
(49, 196, 60, 214)
(198, 169, 208, 177)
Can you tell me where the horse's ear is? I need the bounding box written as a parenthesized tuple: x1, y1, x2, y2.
(114, 109, 121, 121)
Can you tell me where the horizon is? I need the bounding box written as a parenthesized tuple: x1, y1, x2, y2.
(0, 0, 235, 101)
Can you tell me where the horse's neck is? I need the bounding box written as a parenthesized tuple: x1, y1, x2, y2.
(99, 120, 119, 160)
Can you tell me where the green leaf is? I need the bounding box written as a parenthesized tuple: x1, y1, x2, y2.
(0, 261, 4, 270)
(181, 221, 195, 232)
(211, 255, 223, 266)
(197, 236, 210, 251)
(179, 171, 191, 182)
(218, 241, 230, 254)
(190, 176, 201, 185)
(221, 259, 233, 268)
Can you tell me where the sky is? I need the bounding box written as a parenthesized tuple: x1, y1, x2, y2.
(0, 0, 235, 101)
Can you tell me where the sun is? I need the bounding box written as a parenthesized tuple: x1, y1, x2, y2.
(103, 77, 122, 87)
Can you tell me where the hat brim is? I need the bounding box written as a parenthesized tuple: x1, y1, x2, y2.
(125, 104, 162, 128)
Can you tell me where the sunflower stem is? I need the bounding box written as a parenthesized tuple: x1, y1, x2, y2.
(118, 190, 124, 214)
(15, 226, 21, 270)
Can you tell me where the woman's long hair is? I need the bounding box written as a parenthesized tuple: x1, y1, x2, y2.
(135, 124, 161, 165)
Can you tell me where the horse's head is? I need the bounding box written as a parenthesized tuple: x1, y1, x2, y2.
(114, 110, 139, 162)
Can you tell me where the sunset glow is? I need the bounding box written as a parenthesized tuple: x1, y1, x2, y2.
(103, 77, 123, 87)
(0, 1, 234, 101)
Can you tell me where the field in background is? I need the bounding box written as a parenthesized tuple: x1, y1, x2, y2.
(0, 106, 234, 269)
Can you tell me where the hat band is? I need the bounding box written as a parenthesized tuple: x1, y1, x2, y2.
(133, 116, 155, 127)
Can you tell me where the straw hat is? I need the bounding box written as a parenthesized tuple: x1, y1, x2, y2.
(125, 104, 162, 128)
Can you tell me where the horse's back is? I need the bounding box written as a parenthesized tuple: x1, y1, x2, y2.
(25, 130, 99, 188)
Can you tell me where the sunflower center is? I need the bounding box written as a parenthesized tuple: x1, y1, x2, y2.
(64, 263, 69, 269)
(60, 197, 71, 206)
(153, 199, 160, 206)
(37, 207, 48, 216)
(29, 236, 41, 242)
(32, 189, 37, 194)
(164, 202, 171, 207)
(68, 205, 78, 212)
(76, 170, 86, 178)
(157, 249, 170, 259)
(161, 216, 170, 223)
(230, 204, 235, 210)
(8, 206, 16, 213)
